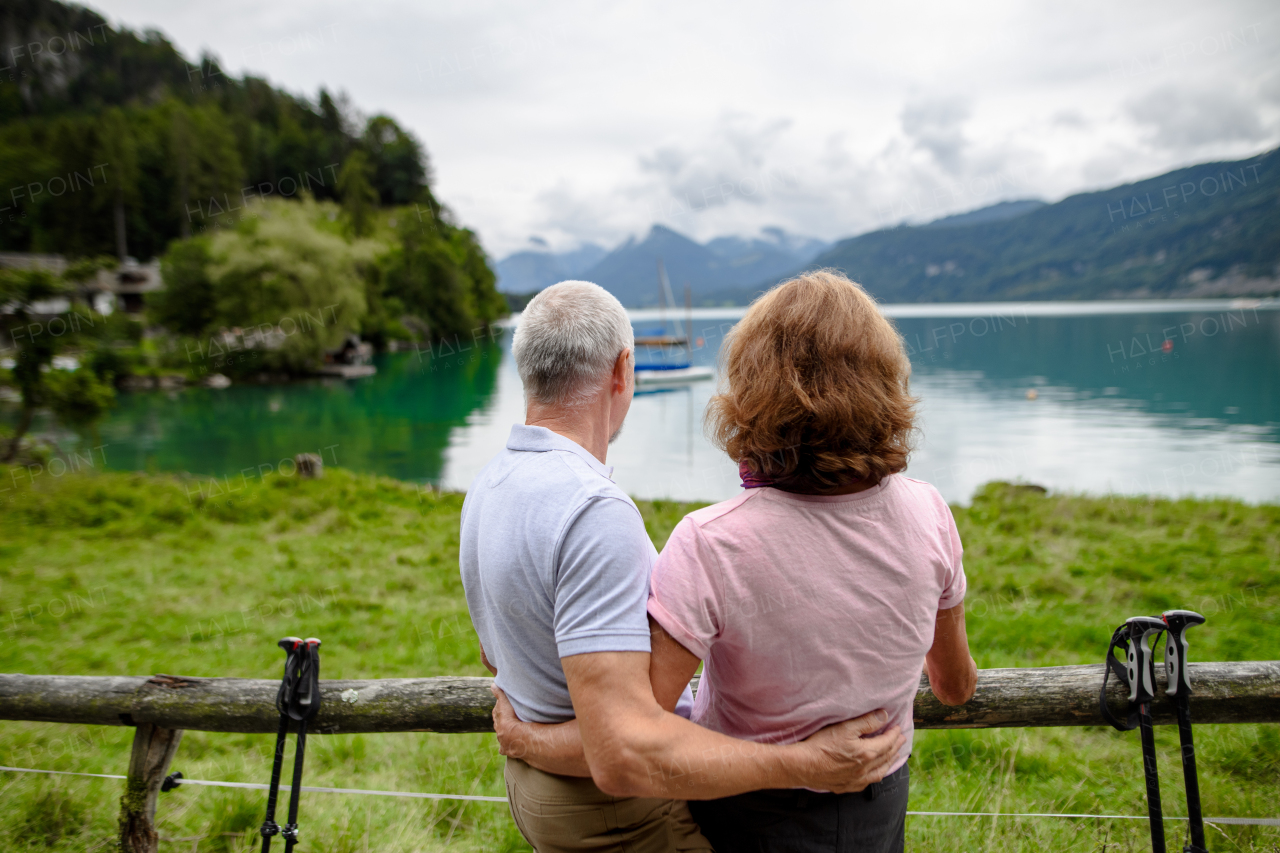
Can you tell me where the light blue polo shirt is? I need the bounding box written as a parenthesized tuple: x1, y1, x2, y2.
(459, 424, 659, 723)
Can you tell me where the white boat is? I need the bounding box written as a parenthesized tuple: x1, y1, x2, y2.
(633, 260, 715, 387)
(635, 365, 715, 386)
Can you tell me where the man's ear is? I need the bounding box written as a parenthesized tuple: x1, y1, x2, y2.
(613, 348, 632, 393)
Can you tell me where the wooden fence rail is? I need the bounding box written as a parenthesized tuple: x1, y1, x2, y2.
(2, 661, 1278, 852)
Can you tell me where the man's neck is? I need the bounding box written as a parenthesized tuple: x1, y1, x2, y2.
(526, 404, 611, 464)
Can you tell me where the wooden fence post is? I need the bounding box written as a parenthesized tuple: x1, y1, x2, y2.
(117, 723, 184, 853)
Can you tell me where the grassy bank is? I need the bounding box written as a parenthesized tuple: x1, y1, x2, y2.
(1, 468, 1277, 852)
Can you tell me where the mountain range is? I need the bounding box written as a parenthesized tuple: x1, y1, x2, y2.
(497, 227, 830, 307)
(495, 243, 610, 293)
(791, 148, 1280, 303)
(501, 148, 1280, 306)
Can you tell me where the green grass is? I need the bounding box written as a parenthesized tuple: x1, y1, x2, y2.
(1, 470, 1276, 852)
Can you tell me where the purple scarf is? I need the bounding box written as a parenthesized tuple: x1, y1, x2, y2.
(738, 460, 773, 489)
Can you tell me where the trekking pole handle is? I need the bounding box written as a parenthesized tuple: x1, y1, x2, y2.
(1124, 617, 1166, 703)
(1162, 610, 1205, 698)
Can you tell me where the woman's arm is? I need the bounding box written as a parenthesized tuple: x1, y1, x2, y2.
(925, 602, 977, 705)
(649, 615, 701, 711)
(479, 642, 497, 676)
(490, 617, 713, 775)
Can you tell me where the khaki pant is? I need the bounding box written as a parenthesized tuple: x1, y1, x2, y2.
(503, 757, 714, 853)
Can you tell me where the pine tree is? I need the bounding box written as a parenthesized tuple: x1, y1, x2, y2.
(337, 150, 379, 238)
(94, 109, 139, 261)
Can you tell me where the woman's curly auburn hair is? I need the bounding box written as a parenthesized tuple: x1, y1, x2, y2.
(706, 269, 917, 494)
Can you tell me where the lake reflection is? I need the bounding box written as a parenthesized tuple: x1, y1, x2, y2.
(87, 303, 1280, 505)
(95, 340, 502, 484)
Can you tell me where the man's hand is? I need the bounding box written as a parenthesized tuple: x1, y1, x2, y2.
(796, 710, 905, 793)
(567, 651, 911, 799)
(490, 685, 591, 777)
(490, 685, 523, 758)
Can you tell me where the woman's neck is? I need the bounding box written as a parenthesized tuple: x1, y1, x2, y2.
(775, 477, 882, 497)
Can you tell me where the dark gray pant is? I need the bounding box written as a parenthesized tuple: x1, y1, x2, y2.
(688, 764, 909, 853)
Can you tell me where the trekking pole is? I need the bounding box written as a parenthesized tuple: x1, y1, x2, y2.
(1163, 610, 1208, 853)
(259, 708, 291, 852)
(1101, 616, 1167, 853)
(260, 638, 300, 852)
(1127, 616, 1168, 853)
(260, 637, 322, 853)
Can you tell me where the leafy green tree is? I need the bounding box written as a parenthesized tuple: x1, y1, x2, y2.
(355, 261, 410, 350)
(451, 227, 508, 328)
(149, 237, 215, 336)
(382, 222, 473, 341)
(1, 269, 62, 461)
(0, 268, 116, 461)
(203, 198, 377, 370)
(337, 150, 380, 238)
(154, 197, 509, 359)
(44, 367, 116, 430)
(362, 116, 427, 205)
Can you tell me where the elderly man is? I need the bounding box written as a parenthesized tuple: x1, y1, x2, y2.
(459, 281, 903, 853)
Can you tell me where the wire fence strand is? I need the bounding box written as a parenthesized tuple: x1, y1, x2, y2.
(3, 766, 1278, 825)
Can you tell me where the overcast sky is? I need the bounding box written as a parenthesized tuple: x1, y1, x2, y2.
(91, 0, 1280, 258)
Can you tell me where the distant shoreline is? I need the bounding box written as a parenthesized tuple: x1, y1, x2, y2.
(495, 297, 1280, 325)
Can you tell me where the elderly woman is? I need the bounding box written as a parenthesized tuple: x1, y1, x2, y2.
(493, 270, 975, 852)
(645, 269, 976, 851)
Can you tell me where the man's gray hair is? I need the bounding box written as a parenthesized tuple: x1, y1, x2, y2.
(513, 280, 635, 407)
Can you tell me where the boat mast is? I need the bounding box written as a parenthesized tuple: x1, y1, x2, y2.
(658, 260, 684, 337)
(684, 283, 692, 362)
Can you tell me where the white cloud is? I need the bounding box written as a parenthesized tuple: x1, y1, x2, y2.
(88, 0, 1280, 256)
(1127, 84, 1269, 149)
(900, 96, 972, 175)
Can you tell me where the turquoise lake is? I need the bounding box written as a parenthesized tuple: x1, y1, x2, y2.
(77, 300, 1280, 505)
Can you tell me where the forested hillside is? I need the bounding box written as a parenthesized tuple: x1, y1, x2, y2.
(790, 148, 1280, 303)
(0, 0, 506, 347)
(0, 0, 432, 260)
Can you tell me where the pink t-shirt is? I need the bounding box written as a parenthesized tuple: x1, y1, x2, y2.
(647, 474, 966, 775)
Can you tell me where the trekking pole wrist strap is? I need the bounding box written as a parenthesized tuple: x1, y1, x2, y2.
(1100, 625, 1139, 731)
